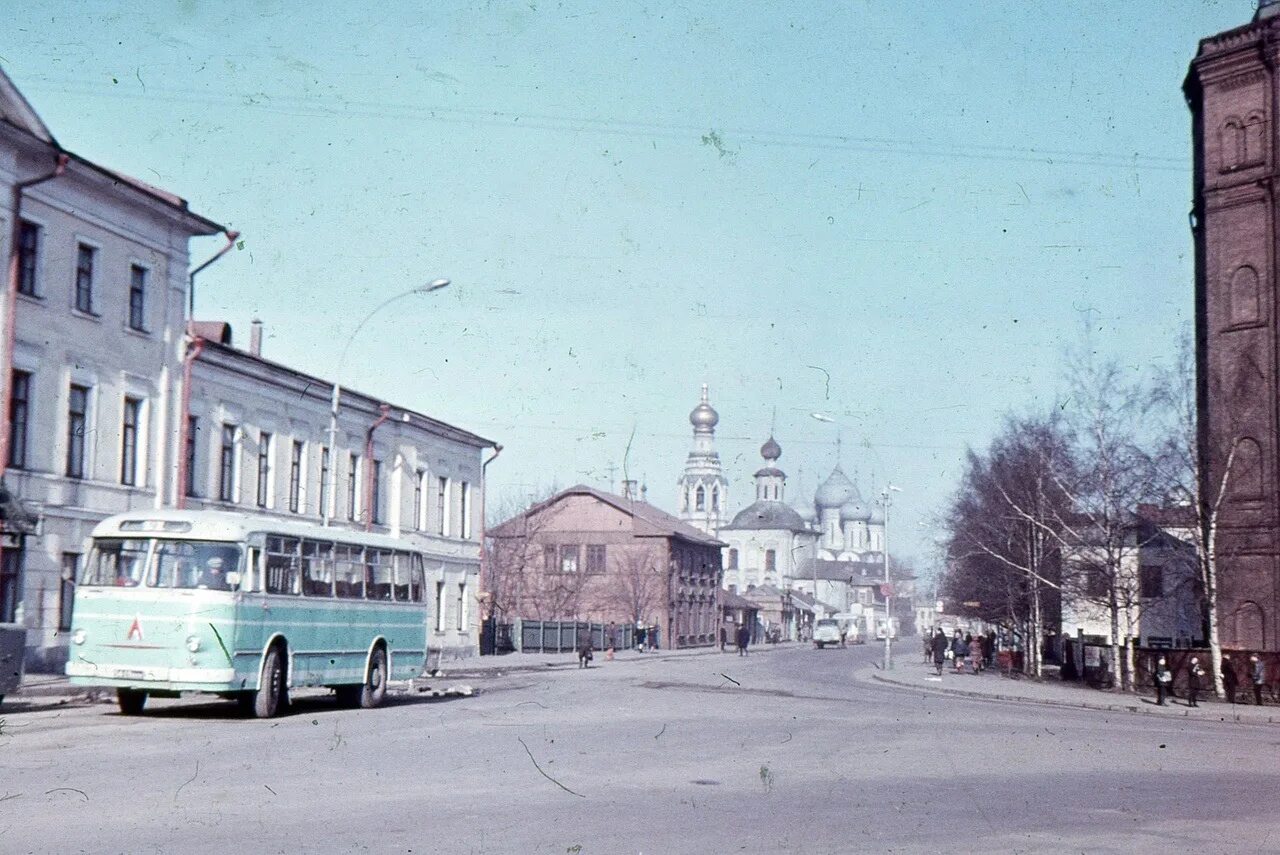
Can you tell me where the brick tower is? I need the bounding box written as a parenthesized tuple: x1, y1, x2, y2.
(1186, 2, 1280, 650)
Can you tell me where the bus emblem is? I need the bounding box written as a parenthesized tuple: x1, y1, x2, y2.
(127, 616, 144, 641)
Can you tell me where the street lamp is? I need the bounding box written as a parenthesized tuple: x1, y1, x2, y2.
(323, 278, 451, 526)
(880, 484, 902, 670)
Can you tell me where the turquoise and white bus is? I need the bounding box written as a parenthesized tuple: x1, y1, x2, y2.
(66, 510, 430, 717)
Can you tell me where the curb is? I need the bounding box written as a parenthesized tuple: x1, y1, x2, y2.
(865, 671, 1279, 726)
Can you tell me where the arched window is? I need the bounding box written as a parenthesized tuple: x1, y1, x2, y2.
(695, 485, 706, 511)
(1229, 265, 1261, 326)
(1221, 117, 1245, 171)
(711, 486, 719, 512)
(1231, 436, 1265, 501)
(1245, 112, 1267, 166)
(1233, 600, 1266, 649)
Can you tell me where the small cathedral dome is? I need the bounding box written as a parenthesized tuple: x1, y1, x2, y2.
(815, 466, 857, 509)
(689, 384, 719, 431)
(868, 504, 885, 525)
(760, 436, 781, 462)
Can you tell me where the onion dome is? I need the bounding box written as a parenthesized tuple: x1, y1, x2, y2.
(868, 504, 885, 525)
(689, 384, 719, 432)
(840, 499, 871, 522)
(814, 465, 857, 509)
(760, 436, 781, 462)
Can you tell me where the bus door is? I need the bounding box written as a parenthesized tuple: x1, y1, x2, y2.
(234, 538, 269, 689)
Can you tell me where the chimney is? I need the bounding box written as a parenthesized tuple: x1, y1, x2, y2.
(249, 318, 263, 356)
(622, 479, 637, 499)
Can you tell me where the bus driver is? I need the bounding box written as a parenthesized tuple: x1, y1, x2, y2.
(197, 556, 229, 590)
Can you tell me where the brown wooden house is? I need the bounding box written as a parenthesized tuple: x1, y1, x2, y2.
(485, 485, 724, 649)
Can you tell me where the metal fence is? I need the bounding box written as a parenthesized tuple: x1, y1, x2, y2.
(510, 620, 635, 654)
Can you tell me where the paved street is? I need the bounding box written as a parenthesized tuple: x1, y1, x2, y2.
(3, 644, 1278, 854)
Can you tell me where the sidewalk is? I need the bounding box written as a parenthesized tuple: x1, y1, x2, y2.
(861, 658, 1280, 725)
(6, 641, 754, 703)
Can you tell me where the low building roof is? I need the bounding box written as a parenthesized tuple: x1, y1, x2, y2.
(722, 500, 810, 532)
(491, 484, 724, 548)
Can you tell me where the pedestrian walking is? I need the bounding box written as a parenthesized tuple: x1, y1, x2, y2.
(969, 633, 985, 674)
(951, 631, 968, 674)
(635, 624, 647, 653)
(719, 625, 728, 652)
(576, 627, 593, 669)
(982, 632, 996, 668)
(1223, 655, 1238, 704)
(923, 634, 932, 665)
(1187, 656, 1205, 707)
(930, 627, 948, 676)
(735, 623, 751, 656)
(1251, 654, 1267, 705)
(1154, 656, 1172, 706)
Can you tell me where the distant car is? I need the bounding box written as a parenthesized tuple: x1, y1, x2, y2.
(813, 619, 843, 649)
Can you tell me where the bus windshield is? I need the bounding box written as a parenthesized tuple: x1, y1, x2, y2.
(82, 539, 243, 590)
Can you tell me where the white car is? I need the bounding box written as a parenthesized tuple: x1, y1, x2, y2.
(813, 619, 843, 649)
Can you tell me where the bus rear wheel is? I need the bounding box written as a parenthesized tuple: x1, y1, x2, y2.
(253, 646, 285, 719)
(117, 688, 147, 715)
(360, 647, 387, 709)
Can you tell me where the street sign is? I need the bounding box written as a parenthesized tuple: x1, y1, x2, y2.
(880, 583, 894, 597)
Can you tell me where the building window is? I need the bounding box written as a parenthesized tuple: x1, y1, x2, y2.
(185, 416, 199, 497)
(371, 459, 383, 525)
(60, 553, 80, 632)
(559, 544, 579, 574)
(66, 383, 89, 479)
(727, 548, 739, 570)
(347, 453, 359, 521)
(256, 431, 273, 508)
(289, 440, 303, 513)
(456, 582, 466, 631)
(437, 476, 450, 537)
(120, 396, 141, 486)
(9, 370, 31, 469)
(1084, 566, 1108, 599)
(435, 581, 446, 632)
(585, 544, 607, 574)
(17, 221, 39, 296)
(413, 469, 425, 531)
(765, 549, 776, 572)
(318, 447, 330, 516)
(695, 485, 706, 511)
(711, 487, 720, 512)
(219, 423, 237, 502)
(1140, 565, 1164, 599)
(127, 264, 148, 331)
(460, 481, 471, 539)
(74, 243, 96, 314)
(544, 545, 557, 573)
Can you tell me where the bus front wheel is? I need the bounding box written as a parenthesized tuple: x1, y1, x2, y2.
(253, 646, 285, 719)
(360, 647, 387, 709)
(117, 688, 147, 715)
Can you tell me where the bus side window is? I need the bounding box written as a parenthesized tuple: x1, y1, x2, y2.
(243, 548, 262, 592)
(392, 553, 410, 601)
(367, 549, 393, 601)
(410, 555, 425, 603)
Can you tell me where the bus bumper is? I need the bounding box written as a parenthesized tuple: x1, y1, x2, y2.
(67, 660, 237, 691)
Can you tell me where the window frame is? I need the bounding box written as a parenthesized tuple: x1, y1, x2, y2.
(127, 264, 148, 332)
(9, 370, 31, 470)
(288, 440, 304, 513)
(120, 396, 142, 486)
(74, 242, 97, 315)
(185, 415, 200, 497)
(256, 431, 273, 508)
(66, 383, 89, 479)
(16, 220, 40, 297)
(218, 423, 238, 502)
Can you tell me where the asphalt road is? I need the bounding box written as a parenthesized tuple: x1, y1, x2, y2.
(2, 644, 1277, 854)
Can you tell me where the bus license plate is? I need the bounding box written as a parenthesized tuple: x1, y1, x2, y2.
(114, 669, 146, 679)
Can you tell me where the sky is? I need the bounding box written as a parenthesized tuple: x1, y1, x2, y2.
(3, 1, 1254, 573)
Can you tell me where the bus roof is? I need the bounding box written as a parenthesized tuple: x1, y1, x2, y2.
(91, 509, 421, 552)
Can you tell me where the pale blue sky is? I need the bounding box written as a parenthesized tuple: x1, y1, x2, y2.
(4, 1, 1251, 569)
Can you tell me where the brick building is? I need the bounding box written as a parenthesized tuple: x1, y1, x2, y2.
(486, 484, 723, 649)
(1186, 3, 1280, 651)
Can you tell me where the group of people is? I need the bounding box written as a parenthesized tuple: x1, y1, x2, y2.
(1154, 653, 1270, 706)
(925, 628, 995, 676)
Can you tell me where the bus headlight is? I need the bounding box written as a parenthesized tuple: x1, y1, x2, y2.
(186, 635, 202, 653)
(72, 629, 86, 645)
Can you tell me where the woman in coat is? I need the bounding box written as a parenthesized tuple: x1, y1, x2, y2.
(930, 628, 948, 676)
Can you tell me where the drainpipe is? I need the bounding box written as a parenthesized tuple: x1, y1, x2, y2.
(188, 229, 239, 319)
(478, 443, 503, 603)
(1, 153, 69, 480)
(364, 404, 391, 531)
(174, 228, 238, 508)
(175, 336, 207, 508)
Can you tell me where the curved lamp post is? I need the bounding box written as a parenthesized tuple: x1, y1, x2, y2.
(323, 278, 450, 526)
